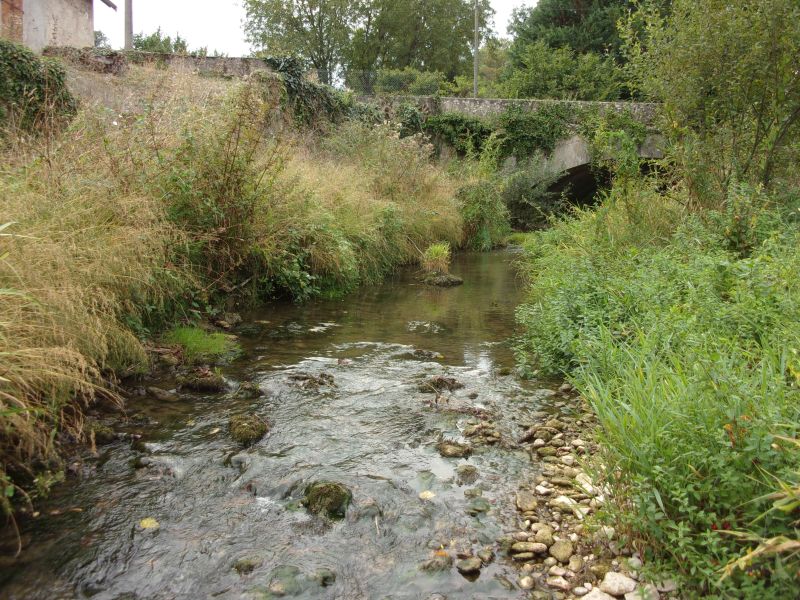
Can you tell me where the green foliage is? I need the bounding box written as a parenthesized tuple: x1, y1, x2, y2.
(502, 41, 625, 101)
(262, 57, 349, 126)
(496, 104, 571, 158)
(0, 39, 76, 131)
(424, 112, 494, 155)
(163, 327, 240, 364)
(396, 102, 425, 137)
(515, 183, 800, 595)
(421, 242, 452, 274)
(458, 180, 510, 251)
(375, 67, 445, 95)
(622, 0, 800, 200)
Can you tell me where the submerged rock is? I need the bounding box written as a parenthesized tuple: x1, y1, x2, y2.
(420, 552, 453, 572)
(420, 376, 464, 393)
(229, 415, 269, 446)
(234, 381, 263, 399)
(456, 556, 482, 575)
(456, 464, 479, 485)
(436, 440, 472, 458)
(303, 481, 352, 519)
(233, 556, 262, 575)
(147, 386, 180, 402)
(423, 273, 464, 287)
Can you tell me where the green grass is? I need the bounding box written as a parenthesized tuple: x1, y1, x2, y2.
(421, 242, 451, 274)
(163, 327, 240, 364)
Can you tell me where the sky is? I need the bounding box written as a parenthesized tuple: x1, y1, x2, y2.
(94, 0, 536, 56)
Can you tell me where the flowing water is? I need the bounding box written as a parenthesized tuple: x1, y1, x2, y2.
(1, 251, 561, 600)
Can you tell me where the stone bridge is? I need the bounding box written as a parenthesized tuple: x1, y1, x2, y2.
(365, 95, 664, 199)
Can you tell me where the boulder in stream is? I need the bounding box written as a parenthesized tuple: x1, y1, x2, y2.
(302, 481, 352, 519)
(177, 367, 226, 392)
(229, 415, 269, 446)
(436, 440, 472, 458)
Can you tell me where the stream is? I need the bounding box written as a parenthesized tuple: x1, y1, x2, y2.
(0, 250, 566, 600)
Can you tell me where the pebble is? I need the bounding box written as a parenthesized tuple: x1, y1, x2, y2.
(511, 542, 548, 554)
(573, 586, 589, 596)
(519, 576, 535, 590)
(534, 526, 555, 546)
(569, 555, 584, 571)
(549, 540, 573, 563)
(599, 572, 637, 596)
(583, 590, 615, 600)
(545, 576, 571, 591)
(516, 491, 538, 512)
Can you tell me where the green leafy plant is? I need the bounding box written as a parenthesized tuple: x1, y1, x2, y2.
(0, 39, 76, 132)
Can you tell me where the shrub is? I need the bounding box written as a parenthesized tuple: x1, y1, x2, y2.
(421, 242, 451, 274)
(0, 39, 76, 132)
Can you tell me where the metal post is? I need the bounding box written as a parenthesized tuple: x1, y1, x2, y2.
(124, 0, 133, 50)
(473, 0, 479, 97)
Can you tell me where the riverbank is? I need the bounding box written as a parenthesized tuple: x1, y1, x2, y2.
(0, 50, 470, 518)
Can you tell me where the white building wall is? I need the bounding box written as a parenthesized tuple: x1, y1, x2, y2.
(23, 0, 94, 52)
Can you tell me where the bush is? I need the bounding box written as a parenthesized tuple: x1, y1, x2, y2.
(502, 41, 624, 101)
(0, 39, 76, 132)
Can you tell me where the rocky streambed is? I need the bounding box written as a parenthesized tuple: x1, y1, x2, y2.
(0, 251, 674, 600)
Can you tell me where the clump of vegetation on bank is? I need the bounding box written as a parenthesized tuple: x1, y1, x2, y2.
(0, 46, 462, 516)
(516, 0, 800, 595)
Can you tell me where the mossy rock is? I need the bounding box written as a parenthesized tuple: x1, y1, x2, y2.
(234, 381, 263, 399)
(423, 272, 464, 287)
(178, 369, 226, 392)
(302, 481, 352, 519)
(229, 415, 269, 446)
(233, 556, 263, 575)
(89, 422, 116, 445)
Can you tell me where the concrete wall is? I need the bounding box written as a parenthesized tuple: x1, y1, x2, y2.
(23, 0, 94, 52)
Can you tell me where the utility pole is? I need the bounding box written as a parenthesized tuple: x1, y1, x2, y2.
(124, 0, 133, 50)
(473, 0, 479, 97)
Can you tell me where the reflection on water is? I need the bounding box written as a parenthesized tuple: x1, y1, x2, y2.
(0, 251, 555, 600)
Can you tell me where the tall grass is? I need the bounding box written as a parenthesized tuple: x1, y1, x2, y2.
(0, 63, 463, 515)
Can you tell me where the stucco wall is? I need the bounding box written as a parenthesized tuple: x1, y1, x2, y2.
(24, 0, 94, 52)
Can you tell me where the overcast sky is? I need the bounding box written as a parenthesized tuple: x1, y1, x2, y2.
(94, 0, 536, 56)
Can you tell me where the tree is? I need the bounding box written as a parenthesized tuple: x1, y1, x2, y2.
(243, 0, 355, 85)
(509, 0, 631, 58)
(623, 0, 800, 198)
(94, 30, 111, 49)
(133, 28, 189, 54)
(501, 40, 623, 100)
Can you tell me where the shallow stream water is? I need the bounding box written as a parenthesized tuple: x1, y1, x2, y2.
(1, 251, 561, 600)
